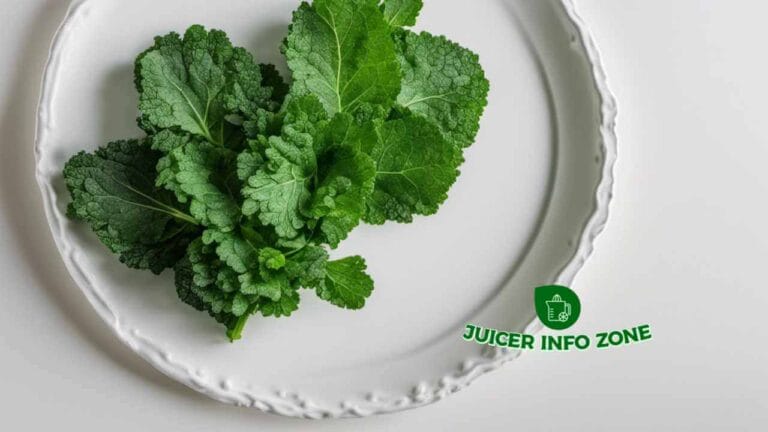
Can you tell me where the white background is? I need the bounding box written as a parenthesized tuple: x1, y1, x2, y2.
(1, 0, 766, 430)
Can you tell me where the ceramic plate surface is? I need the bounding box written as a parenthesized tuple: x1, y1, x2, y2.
(35, 0, 616, 418)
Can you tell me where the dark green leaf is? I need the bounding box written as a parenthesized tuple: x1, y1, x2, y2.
(63, 139, 198, 274)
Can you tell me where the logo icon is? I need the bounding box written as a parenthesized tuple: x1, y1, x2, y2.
(535, 285, 581, 330)
(546, 294, 571, 322)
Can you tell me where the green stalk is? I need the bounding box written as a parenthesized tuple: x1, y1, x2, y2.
(227, 305, 258, 342)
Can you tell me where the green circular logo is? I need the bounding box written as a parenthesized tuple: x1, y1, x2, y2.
(535, 285, 581, 330)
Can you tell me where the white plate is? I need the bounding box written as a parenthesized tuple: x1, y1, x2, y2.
(35, 0, 616, 418)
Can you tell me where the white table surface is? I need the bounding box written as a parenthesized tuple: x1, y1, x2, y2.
(1, 0, 766, 430)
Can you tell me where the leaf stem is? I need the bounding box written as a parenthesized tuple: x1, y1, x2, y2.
(227, 305, 257, 342)
(110, 176, 199, 225)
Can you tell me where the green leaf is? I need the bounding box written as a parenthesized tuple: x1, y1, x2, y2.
(258, 286, 300, 318)
(174, 256, 208, 311)
(222, 49, 275, 117)
(239, 272, 288, 301)
(184, 239, 264, 317)
(174, 254, 252, 341)
(259, 247, 287, 271)
(382, 0, 423, 27)
(201, 229, 259, 274)
(118, 224, 197, 275)
(319, 256, 374, 309)
(136, 25, 271, 144)
(152, 130, 241, 231)
(63, 139, 198, 274)
(364, 113, 462, 224)
(285, 245, 329, 288)
(310, 147, 376, 247)
(240, 95, 328, 239)
(394, 30, 489, 148)
(236, 149, 265, 182)
(259, 63, 289, 108)
(188, 228, 301, 333)
(230, 293, 250, 316)
(243, 108, 283, 139)
(283, 94, 330, 140)
(153, 130, 193, 200)
(241, 126, 317, 239)
(283, 0, 401, 115)
(201, 229, 292, 303)
(216, 267, 242, 293)
(136, 26, 228, 141)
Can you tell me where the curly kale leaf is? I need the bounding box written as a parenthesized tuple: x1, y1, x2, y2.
(118, 224, 197, 275)
(241, 96, 327, 238)
(236, 148, 265, 182)
(282, 93, 330, 141)
(318, 256, 374, 309)
(174, 256, 241, 331)
(241, 94, 380, 243)
(283, 0, 401, 116)
(63, 139, 199, 274)
(201, 228, 291, 302)
(201, 228, 259, 274)
(381, 0, 423, 27)
(284, 248, 373, 309)
(241, 128, 315, 238)
(174, 248, 250, 341)
(285, 245, 329, 288)
(221, 51, 290, 120)
(259, 63, 290, 109)
(394, 29, 489, 149)
(257, 284, 300, 318)
(152, 130, 241, 232)
(176, 233, 372, 338)
(310, 145, 376, 248)
(362, 113, 462, 224)
(176, 237, 302, 341)
(135, 25, 273, 143)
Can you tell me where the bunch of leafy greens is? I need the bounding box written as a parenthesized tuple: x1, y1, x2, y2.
(62, 0, 488, 341)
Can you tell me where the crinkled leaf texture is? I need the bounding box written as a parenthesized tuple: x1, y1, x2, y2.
(174, 256, 241, 334)
(310, 117, 377, 247)
(381, 0, 423, 27)
(283, 0, 401, 115)
(63, 139, 199, 274)
(135, 25, 273, 143)
(175, 236, 302, 341)
(241, 95, 326, 239)
(319, 256, 374, 309)
(259, 63, 290, 109)
(285, 245, 329, 288)
(394, 29, 489, 149)
(242, 126, 316, 238)
(363, 113, 463, 224)
(152, 130, 241, 232)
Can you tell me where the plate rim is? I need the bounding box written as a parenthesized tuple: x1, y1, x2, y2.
(33, 0, 618, 419)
